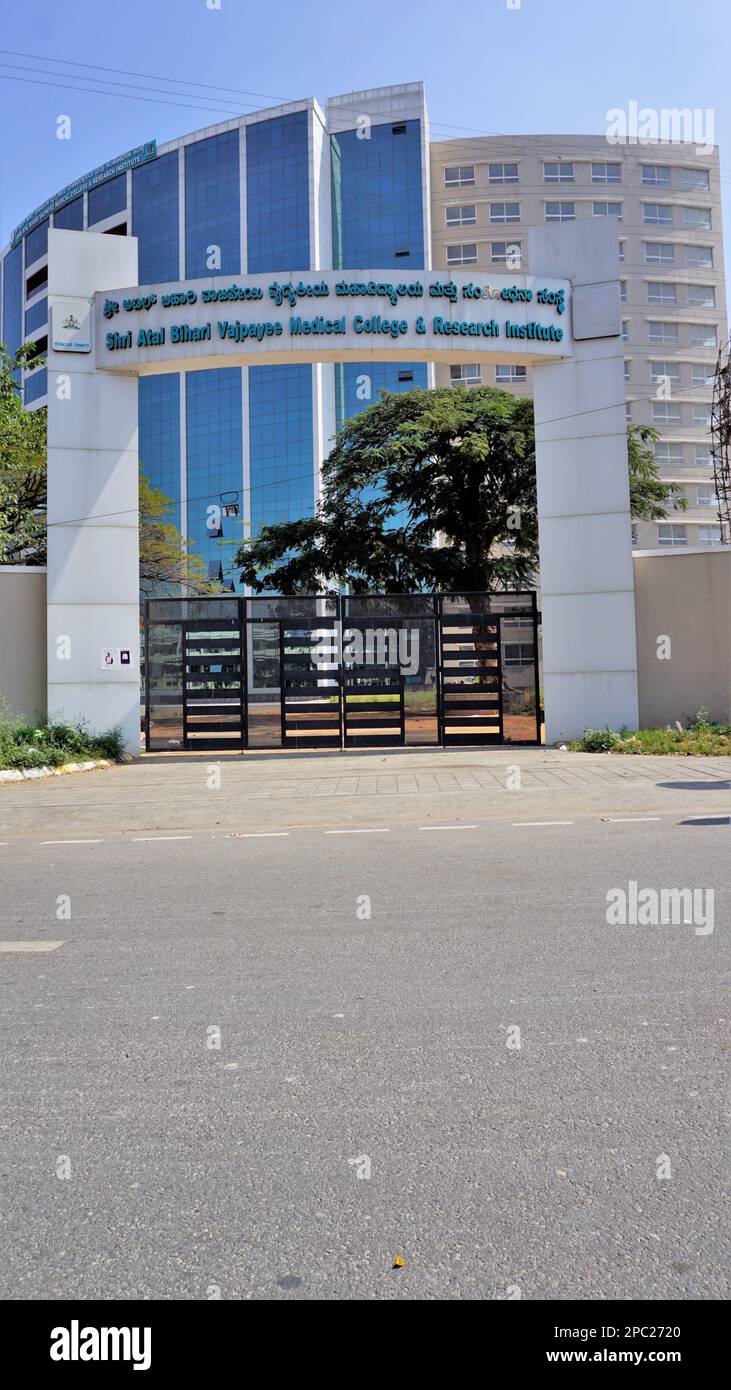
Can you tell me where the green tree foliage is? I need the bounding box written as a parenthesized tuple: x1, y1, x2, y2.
(236, 387, 682, 594)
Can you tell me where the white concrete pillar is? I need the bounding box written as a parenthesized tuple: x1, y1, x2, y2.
(529, 220, 639, 742)
(46, 228, 141, 752)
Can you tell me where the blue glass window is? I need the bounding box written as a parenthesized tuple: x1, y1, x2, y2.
(88, 173, 127, 226)
(132, 151, 179, 283)
(335, 363, 428, 527)
(249, 364, 314, 534)
(185, 130, 240, 278)
(331, 120, 424, 269)
(139, 374, 181, 532)
(25, 367, 47, 404)
(186, 369, 243, 585)
(25, 219, 49, 267)
(246, 112, 310, 272)
(25, 297, 48, 334)
(53, 196, 84, 231)
(2, 244, 23, 368)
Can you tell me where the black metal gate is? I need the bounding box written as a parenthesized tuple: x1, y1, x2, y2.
(144, 592, 541, 752)
(280, 622, 342, 749)
(182, 618, 245, 750)
(343, 667, 405, 747)
(439, 610, 503, 745)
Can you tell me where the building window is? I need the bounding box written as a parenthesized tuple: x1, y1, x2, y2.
(688, 323, 716, 347)
(620, 280, 628, 302)
(698, 524, 722, 545)
(488, 162, 519, 183)
(450, 364, 481, 385)
(625, 402, 632, 421)
(495, 364, 527, 383)
(88, 173, 127, 227)
(647, 281, 677, 304)
(648, 321, 679, 344)
(25, 297, 48, 335)
(444, 165, 475, 187)
(687, 283, 716, 307)
(692, 404, 712, 426)
(132, 150, 180, 283)
(641, 164, 671, 186)
(680, 168, 710, 191)
(644, 241, 675, 264)
(543, 161, 574, 182)
(655, 442, 683, 465)
(643, 203, 673, 225)
(624, 360, 631, 381)
(592, 161, 621, 183)
(682, 206, 711, 230)
(185, 129, 240, 278)
(691, 364, 714, 386)
(694, 446, 711, 466)
(696, 485, 718, 507)
(652, 400, 682, 424)
(490, 240, 521, 266)
(490, 201, 520, 223)
(622, 320, 629, 343)
(657, 524, 687, 546)
(446, 243, 478, 266)
(53, 196, 83, 231)
(545, 201, 575, 222)
(684, 244, 713, 268)
(25, 219, 49, 266)
(504, 643, 535, 668)
(631, 524, 638, 546)
(250, 112, 312, 272)
(445, 204, 477, 226)
(24, 366, 47, 405)
(650, 361, 681, 384)
(593, 201, 623, 220)
(619, 240, 625, 262)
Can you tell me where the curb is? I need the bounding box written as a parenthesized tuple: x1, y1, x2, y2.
(0, 759, 112, 784)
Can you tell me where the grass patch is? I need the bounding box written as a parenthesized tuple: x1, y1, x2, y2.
(0, 704, 126, 771)
(568, 710, 731, 756)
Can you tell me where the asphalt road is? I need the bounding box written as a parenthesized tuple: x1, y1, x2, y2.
(0, 779, 728, 1300)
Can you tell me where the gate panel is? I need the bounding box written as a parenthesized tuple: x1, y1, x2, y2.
(280, 624, 342, 749)
(183, 620, 245, 750)
(440, 614, 503, 744)
(343, 667, 405, 747)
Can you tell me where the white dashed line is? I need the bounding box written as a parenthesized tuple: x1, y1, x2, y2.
(605, 816, 662, 823)
(0, 941, 64, 952)
(419, 824, 478, 831)
(40, 839, 103, 845)
(132, 835, 193, 842)
(230, 831, 290, 838)
(325, 828, 391, 835)
(512, 820, 574, 827)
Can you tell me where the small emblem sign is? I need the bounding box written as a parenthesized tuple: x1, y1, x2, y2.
(52, 298, 92, 352)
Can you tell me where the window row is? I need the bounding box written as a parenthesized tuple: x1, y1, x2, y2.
(443, 163, 711, 190)
(449, 364, 527, 385)
(654, 442, 713, 467)
(443, 203, 713, 232)
(622, 321, 717, 347)
(625, 361, 716, 387)
(656, 524, 723, 546)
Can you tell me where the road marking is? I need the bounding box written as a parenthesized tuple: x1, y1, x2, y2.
(230, 831, 290, 839)
(419, 824, 478, 831)
(604, 816, 662, 824)
(325, 828, 390, 834)
(132, 835, 193, 841)
(40, 839, 103, 845)
(512, 820, 574, 827)
(0, 941, 64, 952)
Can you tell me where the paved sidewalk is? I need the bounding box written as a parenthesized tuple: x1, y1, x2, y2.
(1, 747, 729, 838)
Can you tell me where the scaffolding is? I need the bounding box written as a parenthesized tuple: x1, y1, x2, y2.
(710, 342, 731, 543)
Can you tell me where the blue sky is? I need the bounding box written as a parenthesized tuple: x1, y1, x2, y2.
(1, 0, 729, 253)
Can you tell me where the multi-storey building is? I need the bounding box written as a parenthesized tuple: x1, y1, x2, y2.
(430, 133, 727, 548)
(1, 83, 727, 580)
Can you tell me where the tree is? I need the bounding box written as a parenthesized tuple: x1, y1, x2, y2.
(237, 386, 539, 594)
(0, 343, 47, 564)
(236, 387, 681, 595)
(0, 340, 218, 593)
(627, 424, 688, 521)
